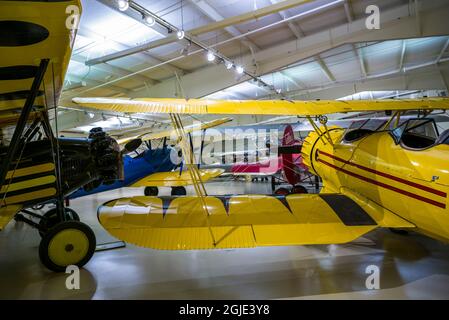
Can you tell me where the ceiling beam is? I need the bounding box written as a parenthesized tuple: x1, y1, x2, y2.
(315, 56, 336, 82)
(272, 61, 449, 100)
(280, 71, 305, 89)
(71, 54, 159, 85)
(85, 0, 313, 65)
(436, 38, 449, 64)
(64, 74, 134, 95)
(353, 44, 367, 78)
(343, 0, 353, 23)
(399, 40, 407, 72)
(77, 13, 186, 75)
(189, 0, 260, 51)
(87, 1, 449, 101)
(269, 0, 305, 39)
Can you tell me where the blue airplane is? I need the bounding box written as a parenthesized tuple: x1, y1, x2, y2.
(69, 146, 179, 199)
(67, 117, 232, 200)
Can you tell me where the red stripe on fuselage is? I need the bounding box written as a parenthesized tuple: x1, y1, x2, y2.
(317, 158, 446, 209)
(318, 150, 447, 198)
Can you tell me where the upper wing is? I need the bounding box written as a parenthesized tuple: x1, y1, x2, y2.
(1, 1, 81, 113)
(129, 168, 225, 187)
(117, 117, 232, 145)
(97, 193, 414, 250)
(73, 97, 449, 116)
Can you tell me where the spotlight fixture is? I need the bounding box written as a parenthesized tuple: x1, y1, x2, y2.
(207, 51, 216, 62)
(225, 61, 233, 70)
(176, 30, 185, 40)
(236, 65, 244, 74)
(144, 15, 155, 26)
(117, 0, 129, 11)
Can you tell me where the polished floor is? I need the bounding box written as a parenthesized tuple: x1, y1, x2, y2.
(1, 178, 449, 300)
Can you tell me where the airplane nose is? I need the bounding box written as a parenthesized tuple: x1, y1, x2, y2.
(88, 127, 123, 183)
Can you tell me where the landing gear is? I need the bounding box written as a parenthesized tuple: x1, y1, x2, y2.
(171, 186, 187, 196)
(38, 207, 80, 237)
(291, 185, 308, 194)
(39, 221, 96, 272)
(144, 186, 159, 196)
(274, 187, 290, 196)
(274, 185, 308, 195)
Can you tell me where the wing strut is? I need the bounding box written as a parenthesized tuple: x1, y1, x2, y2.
(0, 59, 49, 194)
(169, 113, 217, 246)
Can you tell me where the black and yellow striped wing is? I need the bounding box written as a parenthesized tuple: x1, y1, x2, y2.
(98, 194, 414, 250)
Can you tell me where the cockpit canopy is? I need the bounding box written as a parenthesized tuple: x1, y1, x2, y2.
(343, 117, 449, 150)
(391, 119, 440, 149)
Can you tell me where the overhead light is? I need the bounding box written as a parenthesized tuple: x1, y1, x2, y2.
(176, 30, 185, 40)
(144, 15, 155, 26)
(225, 61, 233, 70)
(117, 0, 129, 11)
(207, 51, 216, 62)
(88, 112, 95, 119)
(236, 65, 244, 74)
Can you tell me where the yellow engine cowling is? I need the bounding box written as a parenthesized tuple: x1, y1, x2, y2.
(301, 126, 345, 193)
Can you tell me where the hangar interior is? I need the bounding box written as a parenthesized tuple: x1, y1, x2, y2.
(1, 0, 449, 300)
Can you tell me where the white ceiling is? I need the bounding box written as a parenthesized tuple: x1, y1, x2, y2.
(58, 0, 449, 135)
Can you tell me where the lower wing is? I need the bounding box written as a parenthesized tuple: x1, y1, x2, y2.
(129, 168, 224, 187)
(97, 193, 414, 250)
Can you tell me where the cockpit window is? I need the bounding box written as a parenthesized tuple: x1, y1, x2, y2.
(343, 119, 387, 142)
(392, 119, 439, 149)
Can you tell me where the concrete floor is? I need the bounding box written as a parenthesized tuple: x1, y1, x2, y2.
(1, 178, 449, 300)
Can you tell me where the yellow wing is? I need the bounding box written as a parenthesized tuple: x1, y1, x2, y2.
(117, 117, 232, 145)
(129, 169, 224, 187)
(0, 205, 22, 231)
(97, 193, 414, 250)
(73, 97, 449, 116)
(1, 0, 80, 112)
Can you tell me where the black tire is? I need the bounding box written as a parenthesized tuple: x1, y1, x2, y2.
(389, 228, 409, 235)
(274, 187, 290, 196)
(39, 208, 80, 238)
(291, 185, 308, 194)
(171, 186, 187, 196)
(39, 221, 96, 272)
(144, 186, 159, 196)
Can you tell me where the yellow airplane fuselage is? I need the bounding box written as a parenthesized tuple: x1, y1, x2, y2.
(302, 127, 449, 242)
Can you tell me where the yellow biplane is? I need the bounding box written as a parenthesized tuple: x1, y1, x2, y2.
(0, 0, 229, 272)
(72, 97, 449, 250)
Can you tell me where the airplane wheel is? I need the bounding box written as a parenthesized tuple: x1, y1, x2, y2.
(291, 185, 308, 194)
(38, 208, 80, 238)
(39, 221, 96, 272)
(171, 186, 186, 196)
(144, 186, 159, 196)
(274, 187, 290, 196)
